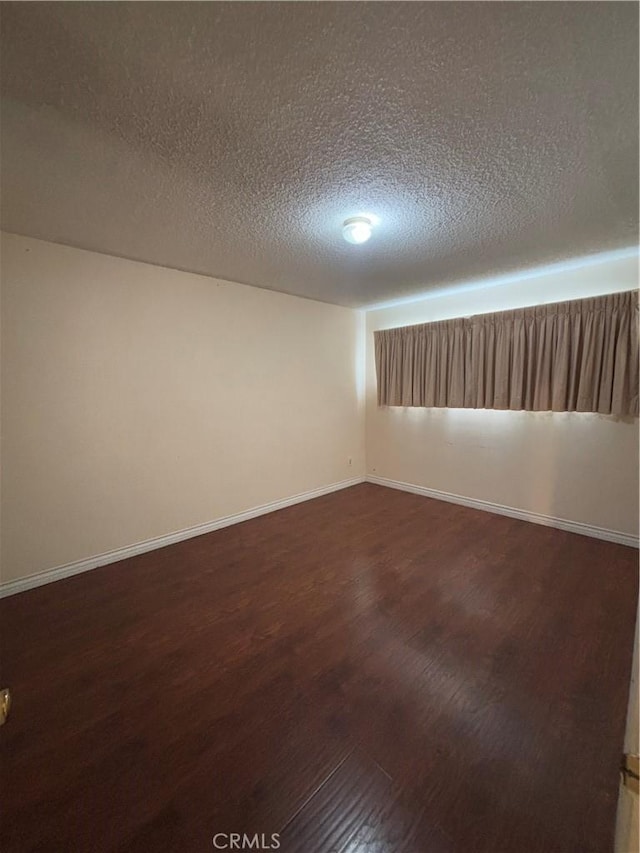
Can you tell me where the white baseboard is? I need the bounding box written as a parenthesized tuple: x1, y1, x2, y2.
(4, 473, 634, 598)
(0, 477, 365, 598)
(366, 475, 639, 549)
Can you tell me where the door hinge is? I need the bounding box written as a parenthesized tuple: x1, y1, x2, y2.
(622, 754, 639, 794)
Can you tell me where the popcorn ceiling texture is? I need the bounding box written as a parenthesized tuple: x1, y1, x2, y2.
(0, 2, 637, 307)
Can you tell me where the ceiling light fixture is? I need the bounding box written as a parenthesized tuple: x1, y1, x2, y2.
(342, 216, 373, 245)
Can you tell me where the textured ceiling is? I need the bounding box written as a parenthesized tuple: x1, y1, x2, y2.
(1, 2, 638, 308)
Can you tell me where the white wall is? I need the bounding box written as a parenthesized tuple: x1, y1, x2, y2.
(366, 252, 639, 537)
(0, 233, 365, 584)
(2, 236, 638, 588)
(615, 603, 639, 853)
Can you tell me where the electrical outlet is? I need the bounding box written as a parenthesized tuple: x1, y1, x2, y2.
(348, 457, 352, 466)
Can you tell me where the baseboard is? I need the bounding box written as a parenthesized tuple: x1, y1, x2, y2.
(0, 477, 365, 598)
(366, 475, 639, 549)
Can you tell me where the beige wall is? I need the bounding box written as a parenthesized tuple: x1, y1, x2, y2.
(1, 233, 365, 583)
(366, 254, 639, 537)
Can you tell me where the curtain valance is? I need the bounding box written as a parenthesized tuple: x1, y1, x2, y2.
(374, 290, 639, 415)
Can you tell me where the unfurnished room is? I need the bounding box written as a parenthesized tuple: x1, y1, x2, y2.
(0, 3, 639, 852)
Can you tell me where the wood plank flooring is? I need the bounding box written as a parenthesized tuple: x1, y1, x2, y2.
(1, 483, 637, 852)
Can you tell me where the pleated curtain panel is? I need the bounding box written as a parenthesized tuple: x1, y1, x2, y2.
(374, 290, 639, 415)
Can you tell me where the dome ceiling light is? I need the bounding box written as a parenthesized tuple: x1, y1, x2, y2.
(342, 216, 373, 245)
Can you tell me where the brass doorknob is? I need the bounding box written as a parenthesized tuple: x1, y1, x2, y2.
(0, 688, 10, 725)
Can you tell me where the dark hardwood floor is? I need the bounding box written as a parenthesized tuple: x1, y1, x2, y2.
(1, 483, 637, 852)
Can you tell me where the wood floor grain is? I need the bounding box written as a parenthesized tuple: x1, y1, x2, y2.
(0, 483, 637, 852)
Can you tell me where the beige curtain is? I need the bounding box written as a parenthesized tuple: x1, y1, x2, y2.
(374, 290, 639, 415)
